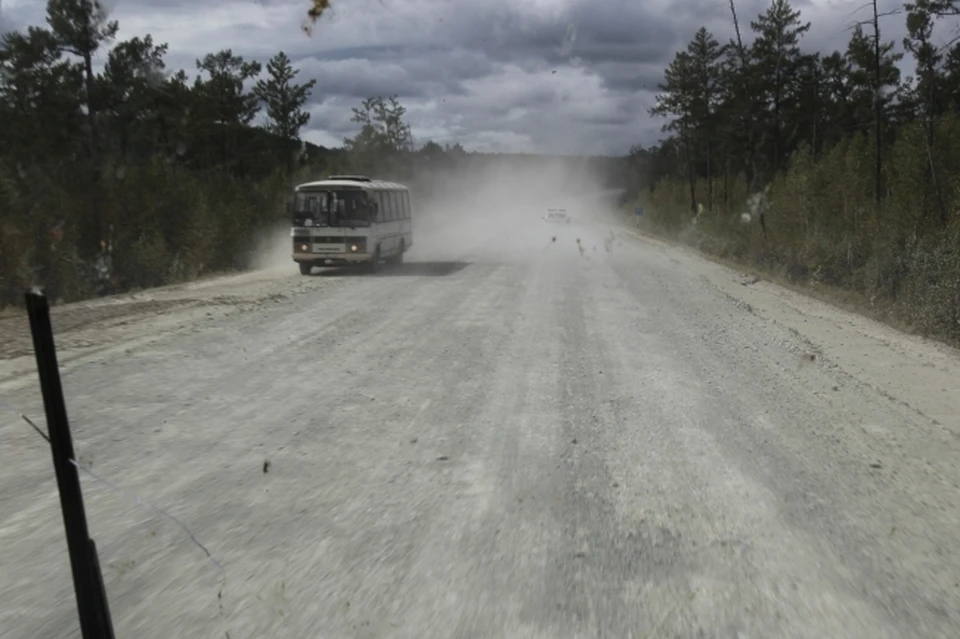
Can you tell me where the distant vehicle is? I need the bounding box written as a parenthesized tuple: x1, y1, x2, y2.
(544, 209, 571, 224)
(289, 175, 413, 274)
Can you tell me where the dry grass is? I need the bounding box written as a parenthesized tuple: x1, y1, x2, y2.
(633, 218, 939, 343)
(629, 116, 960, 348)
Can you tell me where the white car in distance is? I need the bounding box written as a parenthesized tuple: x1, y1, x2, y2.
(544, 209, 571, 224)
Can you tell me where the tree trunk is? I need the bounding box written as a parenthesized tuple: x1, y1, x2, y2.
(221, 124, 228, 166)
(682, 126, 697, 216)
(707, 136, 714, 213)
(729, 0, 759, 190)
(811, 65, 820, 159)
(773, 72, 782, 173)
(872, 0, 883, 205)
(723, 155, 729, 207)
(82, 52, 98, 164)
(925, 115, 947, 228)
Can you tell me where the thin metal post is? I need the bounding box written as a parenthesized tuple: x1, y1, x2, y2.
(25, 288, 115, 639)
(88, 538, 116, 638)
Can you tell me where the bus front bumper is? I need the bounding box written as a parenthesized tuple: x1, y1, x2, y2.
(293, 251, 373, 265)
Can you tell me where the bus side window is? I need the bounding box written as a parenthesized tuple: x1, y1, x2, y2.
(403, 192, 410, 219)
(389, 192, 397, 221)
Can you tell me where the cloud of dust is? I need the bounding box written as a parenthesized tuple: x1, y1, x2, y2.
(249, 223, 295, 272)
(243, 157, 624, 273)
(673, 184, 770, 251)
(407, 158, 618, 264)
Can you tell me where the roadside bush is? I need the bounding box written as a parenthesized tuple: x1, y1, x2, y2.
(0, 156, 300, 309)
(634, 115, 960, 346)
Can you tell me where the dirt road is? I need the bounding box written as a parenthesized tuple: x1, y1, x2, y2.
(2, 213, 960, 638)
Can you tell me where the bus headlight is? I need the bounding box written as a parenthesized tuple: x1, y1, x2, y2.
(350, 244, 359, 252)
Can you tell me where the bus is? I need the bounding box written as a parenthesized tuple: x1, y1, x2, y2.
(288, 175, 413, 275)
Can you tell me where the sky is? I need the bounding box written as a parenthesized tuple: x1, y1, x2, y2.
(0, 0, 941, 156)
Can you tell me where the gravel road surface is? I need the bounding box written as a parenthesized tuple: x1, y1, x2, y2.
(2, 211, 960, 639)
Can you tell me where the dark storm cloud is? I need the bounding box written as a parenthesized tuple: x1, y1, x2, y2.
(587, 61, 668, 93)
(0, 12, 14, 36)
(296, 55, 431, 99)
(293, 45, 494, 99)
(0, 0, 39, 35)
(436, 0, 681, 71)
(305, 98, 358, 137)
(3, 0, 926, 153)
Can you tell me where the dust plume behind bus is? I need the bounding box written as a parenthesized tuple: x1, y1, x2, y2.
(408, 156, 615, 263)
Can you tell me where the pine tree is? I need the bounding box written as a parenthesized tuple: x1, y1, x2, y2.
(193, 49, 262, 167)
(253, 51, 317, 173)
(45, 0, 118, 162)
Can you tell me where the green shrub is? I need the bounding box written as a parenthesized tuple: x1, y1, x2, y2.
(633, 115, 960, 345)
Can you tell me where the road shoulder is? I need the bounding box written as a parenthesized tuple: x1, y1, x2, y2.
(616, 224, 960, 437)
(0, 267, 340, 392)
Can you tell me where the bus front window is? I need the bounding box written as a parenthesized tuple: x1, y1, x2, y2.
(293, 190, 372, 227)
(293, 192, 329, 226)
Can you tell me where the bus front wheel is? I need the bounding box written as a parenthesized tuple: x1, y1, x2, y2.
(388, 241, 405, 266)
(299, 262, 312, 275)
(368, 247, 381, 273)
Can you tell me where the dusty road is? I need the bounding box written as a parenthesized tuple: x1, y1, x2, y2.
(2, 211, 960, 639)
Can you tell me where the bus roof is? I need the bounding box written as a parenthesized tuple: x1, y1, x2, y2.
(295, 177, 408, 191)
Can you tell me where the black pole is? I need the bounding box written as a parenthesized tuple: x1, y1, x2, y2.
(25, 288, 115, 639)
(88, 538, 116, 637)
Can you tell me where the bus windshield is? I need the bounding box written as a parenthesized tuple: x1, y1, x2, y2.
(293, 190, 372, 228)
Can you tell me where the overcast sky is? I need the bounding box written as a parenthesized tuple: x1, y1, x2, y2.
(0, 0, 940, 155)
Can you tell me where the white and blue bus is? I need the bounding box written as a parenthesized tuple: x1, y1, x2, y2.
(289, 175, 413, 275)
